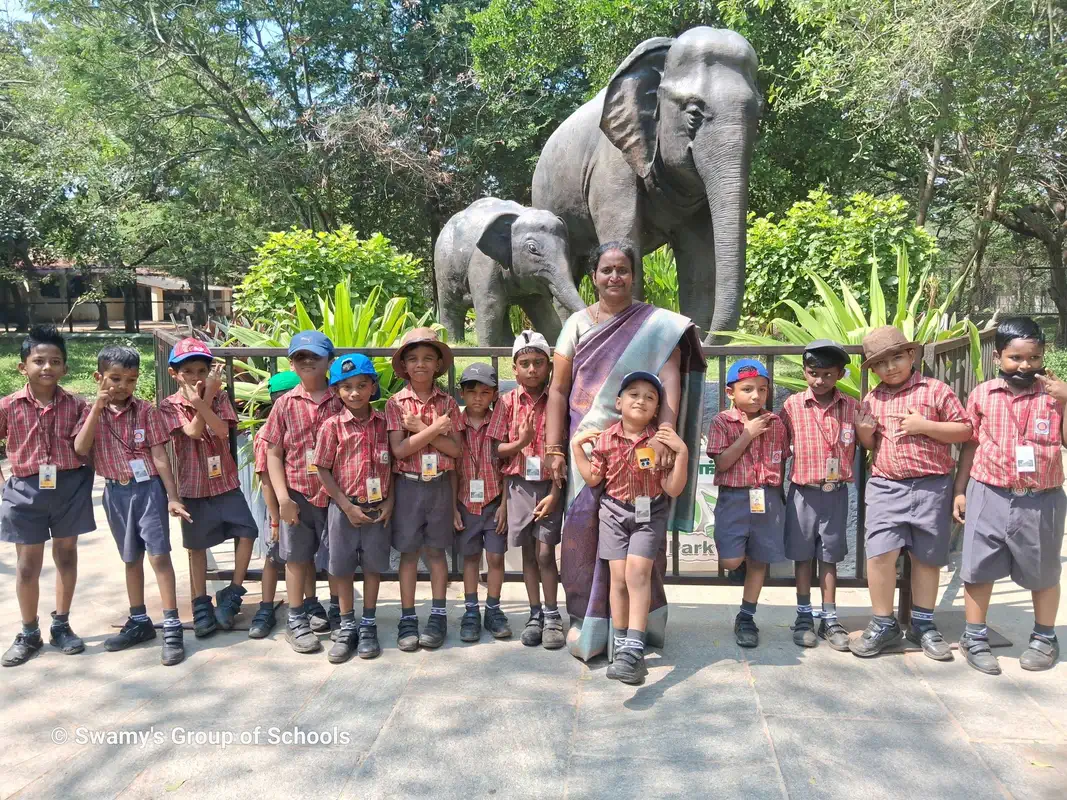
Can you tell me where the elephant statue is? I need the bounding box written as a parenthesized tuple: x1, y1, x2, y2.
(532, 27, 762, 341)
(435, 197, 587, 346)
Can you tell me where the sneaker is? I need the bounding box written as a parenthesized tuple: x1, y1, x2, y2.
(397, 617, 420, 652)
(542, 614, 566, 650)
(734, 614, 759, 648)
(817, 618, 851, 652)
(484, 606, 512, 639)
(419, 613, 447, 649)
(306, 599, 329, 633)
(792, 615, 817, 648)
(849, 619, 903, 658)
(460, 607, 482, 643)
(521, 614, 544, 647)
(49, 616, 85, 655)
(328, 626, 358, 664)
(1019, 634, 1059, 672)
(606, 649, 648, 685)
(104, 617, 156, 652)
(248, 605, 277, 639)
(192, 597, 218, 638)
(959, 632, 1001, 675)
(905, 626, 953, 661)
(285, 616, 322, 654)
(2, 630, 44, 667)
(161, 624, 185, 666)
(214, 585, 245, 630)
(357, 624, 381, 659)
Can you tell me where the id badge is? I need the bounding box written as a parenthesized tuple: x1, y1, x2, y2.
(305, 449, 318, 474)
(421, 453, 438, 479)
(1015, 445, 1037, 474)
(366, 477, 383, 503)
(133, 428, 146, 445)
(129, 459, 151, 483)
(525, 456, 542, 481)
(749, 488, 766, 514)
(825, 457, 841, 483)
(635, 447, 656, 470)
(38, 464, 57, 490)
(469, 479, 485, 503)
(207, 455, 222, 479)
(635, 495, 652, 523)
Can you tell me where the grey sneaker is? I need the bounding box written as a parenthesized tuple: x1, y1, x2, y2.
(248, 605, 277, 639)
(792, 615, 817, 648)
(214, 585, 246, 630)
(104, 617, 156, 651)
(959, 633, 1001, 675)
(397, 617, 420, 652)
(2, 630, 43, 667)
(48, 616, 85, 655)
(817, 618, 851, 652)
(192, 596, 218, 638)
(905, 626, 953, 661)
(161, 625, 185, 667)
(606, 649, 647, 685)
(849, 619, 902, 657)
(460, 607, 482, 643)
(306, 599, 329, 633)
(328, 626, 358, 664)
(542, 614, 566, 650)
(284, 616, 322, 654)
(419, 613, 447, 649)
(734, 614, 759, 648)
(521, 614, 544, 647)
(1019, 635, 1059, 672)
(357, 624, 381, 659)
(484, 606, 512, 639)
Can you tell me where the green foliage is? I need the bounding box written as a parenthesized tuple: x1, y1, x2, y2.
(233, 228, 426, 323)
(744, 191, 939, 327)
(642, 247, 680, 313)
(726, 245, 985, 398)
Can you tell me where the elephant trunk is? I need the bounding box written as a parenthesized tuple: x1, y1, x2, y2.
(548, 268, 588, 315)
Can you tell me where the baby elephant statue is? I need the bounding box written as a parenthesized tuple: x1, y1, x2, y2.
(435, 197, 588, 346)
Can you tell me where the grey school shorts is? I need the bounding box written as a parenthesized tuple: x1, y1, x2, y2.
(864, 475, 952, 567)
(103, 476, 171, 563)
(713, 486, 786, 564)
(280, 490, 328, 564)
(458, 497, 507, 557)
(391, 474, 454, 553)
(0, 466, 96, 546)
(326, 500, 392, 575)
(961, 479, 1065, 591)
(507, 476, 562, 548)
(179, 488, 258, 550)
(598, 493, 669, 561)
(784, 483, 849, 564)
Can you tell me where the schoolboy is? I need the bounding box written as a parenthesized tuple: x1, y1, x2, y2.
(315, 355, 394, 663)
(159, 339, 259, 636)
(706, 359, 789, 649)
(454, 363, 511, 642)
(852, 325, 972, 659)
(496, 331, 565, 649)
(385, 328, 463, 651)
(1, 326, 95, 667)
(261, 331, 343, 653)
(780, 340, 859, 651)
(572, 371, 689, 684)
(953, 317, 1064, 674)
(73, 346, 190, 666)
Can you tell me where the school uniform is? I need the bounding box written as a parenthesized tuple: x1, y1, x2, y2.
(159, 392, 257, 551)
(494, 386, 562, 547)
(962, 379, 1065, 590)
(258, 384, 343, 563)
(385, 384, 462, 552)
(862, 371, 968, 566)
(591, 421, 669, 561)
(252, 432, 284, 566)
(706, 409, 789, 563)
(457, 409, 507, 557)
(313, 408, 393, 575)
(780, 389, 860, 564)
(0, 386, 95, 545)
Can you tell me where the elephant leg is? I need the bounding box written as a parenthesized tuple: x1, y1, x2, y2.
(473, 292, 511, 347)
(439, 290, 468, 343)
(671, 218, 716, 336)
(521, 294, 564, 345)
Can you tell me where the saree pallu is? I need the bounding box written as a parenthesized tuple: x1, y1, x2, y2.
(560, 302, 706, 661)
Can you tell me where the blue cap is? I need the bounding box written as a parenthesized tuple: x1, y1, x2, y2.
(726, 359, 769, 385)
(328, 354, 381, 399)
(618, 370, 664, 400)
(287, 330, 334, 358)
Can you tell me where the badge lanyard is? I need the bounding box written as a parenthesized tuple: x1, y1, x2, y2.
(1006, 392, 1036, 446)
(624, 431, 654, 505)
(34, 399, 57, 467)
(191, 397, 225, 478)
(464, 421, 487, 504)
(1006, 392, 1038, 476)
(103, 403, 151, 482)
(811, 401, 844, 481)
(358, 415, 385, 502)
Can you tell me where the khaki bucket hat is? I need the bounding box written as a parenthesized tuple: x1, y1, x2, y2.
(861, 325, 919, 369)
(392, 327, 454, 380)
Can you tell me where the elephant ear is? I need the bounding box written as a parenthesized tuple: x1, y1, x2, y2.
(600, 37, 673, 179)
(475, 212, 519, 272)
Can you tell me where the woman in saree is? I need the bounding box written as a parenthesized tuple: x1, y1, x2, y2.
(545, 242, 706, 660)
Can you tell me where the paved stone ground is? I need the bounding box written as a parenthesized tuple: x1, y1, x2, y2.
(1, 473, 1065, 799)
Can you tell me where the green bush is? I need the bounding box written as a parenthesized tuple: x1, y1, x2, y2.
(233, 227, 426, 322)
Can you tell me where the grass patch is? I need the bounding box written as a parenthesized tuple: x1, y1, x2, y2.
(0, 336, 156, 402)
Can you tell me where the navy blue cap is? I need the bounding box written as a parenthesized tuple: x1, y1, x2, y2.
(726, 359, 769, 385)
(287, 330, 334, 358)
(328, 354, 380, 400)
(618, 370, 663, 399)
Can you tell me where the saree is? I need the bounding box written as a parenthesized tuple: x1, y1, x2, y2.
(558, 302, 706, 661)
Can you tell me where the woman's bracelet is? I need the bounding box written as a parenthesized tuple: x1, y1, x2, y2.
(545, 445, 565, 456)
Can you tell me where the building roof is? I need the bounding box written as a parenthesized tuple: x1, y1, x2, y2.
(135, 275, 232, 293)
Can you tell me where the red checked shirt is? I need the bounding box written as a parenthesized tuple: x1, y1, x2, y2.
(384, 384, 462, 474)
(159, 391, 240, 499)
(781, 389, 861, 485)
(591, 421, 664, 503)
(863, 371, 969, 480)
(706, 409, 789, 488)
(253, 431, 269, 474)
(458, 410, 506, 514)
(259, 384, 344, 507)
(313, 408, 391, 502)
(0, 386, 87, 477)
(492, 386, 549, 478)
(967, 379, 1064, 491)
(76, 398, 170, 482)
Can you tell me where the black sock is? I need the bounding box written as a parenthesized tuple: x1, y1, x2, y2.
(131, 605, 150, 624)
(340, 611, 356, 630)
(796, 593, 812, 617)
(401, 606, 417, 620)
(1034, 622, 1056, 640)
(22, 618, 39, 636)
(361, 608, 377, 626)
(873, 614, 897, 630)
(464, 592, 479, 610)
(329, 594, 339, 607)
(162, 609, 181, 630)
(739, 599, 757, 619)
(911, 605, 935, 633)
(530, 603, 543, 618)
(486, 596, 501, 609)
(51, 611, 69, 626)
(431, 598, 447, 617)
(305, 595, 319, 608)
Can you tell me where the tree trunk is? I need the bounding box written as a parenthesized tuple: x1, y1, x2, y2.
(123, 288, 137, 333)
(916, 133, 941, 228)
(95, 299, 111, 331)
(426, 199, 442, 313)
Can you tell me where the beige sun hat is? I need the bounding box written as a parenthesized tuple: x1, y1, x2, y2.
(861, 325, 919, 369)
(391, 327, 454, 380)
